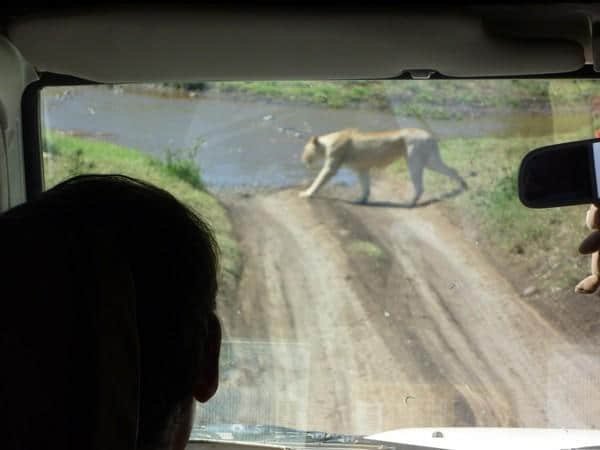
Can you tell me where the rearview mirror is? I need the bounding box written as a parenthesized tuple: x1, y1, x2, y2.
(519, 138, 600, 208)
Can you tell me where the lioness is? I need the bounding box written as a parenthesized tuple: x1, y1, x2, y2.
(300, 128, 467, 205)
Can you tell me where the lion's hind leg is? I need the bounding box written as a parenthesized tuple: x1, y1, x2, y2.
(407, 153, 425, 206)
(426, 147, 468, 190)
(356, 171, 371, 204)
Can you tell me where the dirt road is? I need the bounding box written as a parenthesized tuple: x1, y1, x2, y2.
(198, 179, 600, 436)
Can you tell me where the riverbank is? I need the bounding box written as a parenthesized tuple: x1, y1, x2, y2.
(209, 80, 556, 119)
(107, 80, 561, 120)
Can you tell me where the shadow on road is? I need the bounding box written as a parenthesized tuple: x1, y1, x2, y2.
(328, 187, 466, 209)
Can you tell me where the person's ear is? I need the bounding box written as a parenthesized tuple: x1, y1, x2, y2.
(193, 313, 221, 403)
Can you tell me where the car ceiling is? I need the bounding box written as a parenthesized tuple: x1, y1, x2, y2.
(3, 3, 600, 82)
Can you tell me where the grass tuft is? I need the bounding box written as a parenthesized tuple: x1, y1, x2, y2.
(348, 239, 386, 261)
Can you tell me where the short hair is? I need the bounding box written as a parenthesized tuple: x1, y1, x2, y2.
(1, 174, 219, 447)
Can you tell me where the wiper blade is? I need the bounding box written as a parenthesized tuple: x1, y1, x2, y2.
(191, 424, 363, 444)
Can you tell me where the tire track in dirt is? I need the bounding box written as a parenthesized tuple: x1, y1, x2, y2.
(341, 179, 600, 429)
(308, 197, 507, 427)
(203, 180, 600, 435)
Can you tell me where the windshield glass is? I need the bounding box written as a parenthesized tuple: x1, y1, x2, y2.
(40, 80, 600, 442)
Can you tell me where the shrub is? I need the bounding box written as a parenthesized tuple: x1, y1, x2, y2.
(66, 148, 95, 177)
(164, 138, 205, 190)
(164, 81, 209, 92)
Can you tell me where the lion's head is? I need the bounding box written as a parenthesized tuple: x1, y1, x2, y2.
(301, 136, 324, 167)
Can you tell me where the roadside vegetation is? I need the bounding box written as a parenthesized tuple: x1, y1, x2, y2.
(43, 132, 241, 304)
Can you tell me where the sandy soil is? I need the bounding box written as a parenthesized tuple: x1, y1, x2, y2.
(196, 179, 600, 436)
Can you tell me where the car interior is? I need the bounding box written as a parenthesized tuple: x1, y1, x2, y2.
(5, 3, 600, 450)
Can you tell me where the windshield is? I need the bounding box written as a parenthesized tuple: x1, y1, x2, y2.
(40, 80, 600, 443)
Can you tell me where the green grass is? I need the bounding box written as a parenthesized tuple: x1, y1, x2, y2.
(215, 81, 372, 109)
(147, 79, 600, 122)
(164, 138, 206, 190)
(348, 239, 386, 261)
(206, 80, 600, 119)
(387, 129, 592, 292)
(43, 132, 241, 303)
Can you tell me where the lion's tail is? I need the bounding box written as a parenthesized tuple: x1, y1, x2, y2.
(410, 107, 439, 141)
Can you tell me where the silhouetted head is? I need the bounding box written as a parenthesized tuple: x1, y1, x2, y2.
(0, 174, 221, 450)
(302, 136, 324, 167)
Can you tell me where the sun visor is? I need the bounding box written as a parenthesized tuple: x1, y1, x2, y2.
(7, 8, 585, 82)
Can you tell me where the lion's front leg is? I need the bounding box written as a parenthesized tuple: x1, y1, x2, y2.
(356, 171, 371, 204)
(300, 158, 340, 198)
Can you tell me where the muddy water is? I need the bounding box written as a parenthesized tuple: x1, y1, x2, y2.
(42, 86, 561, 188)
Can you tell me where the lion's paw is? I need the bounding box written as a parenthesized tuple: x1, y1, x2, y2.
(575, 275, 600, 294)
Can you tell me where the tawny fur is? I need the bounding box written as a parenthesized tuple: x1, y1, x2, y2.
(300, 128, 467, 205)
